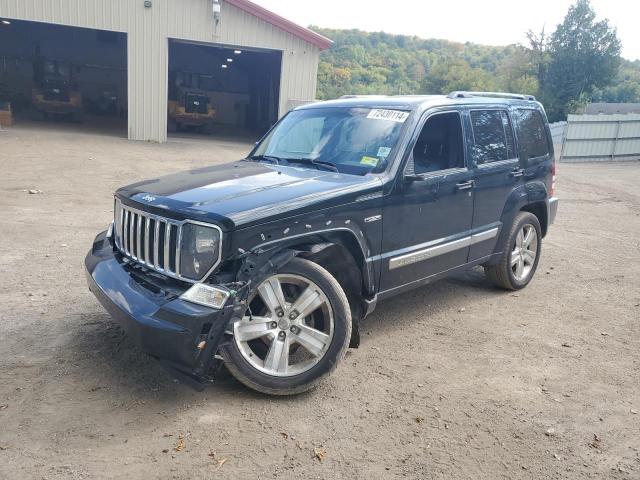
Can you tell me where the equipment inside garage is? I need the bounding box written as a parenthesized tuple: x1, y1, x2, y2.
(0, 19, 126, 131)
(168, 40, 281, 136)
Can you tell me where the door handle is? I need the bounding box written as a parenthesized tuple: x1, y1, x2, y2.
(510, 168, 525, 178)
(456, 180, 475, 191)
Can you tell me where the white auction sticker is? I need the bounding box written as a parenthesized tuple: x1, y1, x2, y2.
(366, 109, 409, 123)
(377, 146, 392, 157)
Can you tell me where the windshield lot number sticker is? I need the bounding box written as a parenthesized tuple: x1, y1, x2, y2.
(367, 109, 409, 123)
(377, 146, 392, 158)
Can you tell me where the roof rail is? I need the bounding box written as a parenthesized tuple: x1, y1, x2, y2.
(447, 91, 536, 101)
(338, 94, 387, 99)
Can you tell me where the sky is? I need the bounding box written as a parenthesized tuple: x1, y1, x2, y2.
(253, 0, 640, 60)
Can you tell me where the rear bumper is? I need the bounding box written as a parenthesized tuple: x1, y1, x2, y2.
(85, 231, 235, 384)
(170, 113, 215, 126)
(548, 197, 559, 225)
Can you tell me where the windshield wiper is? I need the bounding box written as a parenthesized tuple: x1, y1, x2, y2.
(247, 154, 281, 165)
(284, 158, 340, 173)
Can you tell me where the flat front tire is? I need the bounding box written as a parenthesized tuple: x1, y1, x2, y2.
(220, 257, 352, 395)
(484, 212, 542, 290)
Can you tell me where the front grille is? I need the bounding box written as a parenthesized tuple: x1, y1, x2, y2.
(185, 94, 208, 114)
(113, 199, 184, 280)
(44, 86, 70, 102)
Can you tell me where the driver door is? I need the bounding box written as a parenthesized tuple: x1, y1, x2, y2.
(379, 109, 475, 294)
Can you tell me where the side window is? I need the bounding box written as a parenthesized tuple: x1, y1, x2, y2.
(470, 110, 516, 165)
(411, 112, 465, 174)
(513, 109, 550, 160)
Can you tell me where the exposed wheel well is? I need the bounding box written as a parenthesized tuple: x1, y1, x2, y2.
(521, 201, 548, 237)
(291, 240, 366, 348)
(298, 243, 364, 303)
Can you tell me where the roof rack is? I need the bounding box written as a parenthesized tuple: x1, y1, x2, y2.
(447, 91, 536, 101)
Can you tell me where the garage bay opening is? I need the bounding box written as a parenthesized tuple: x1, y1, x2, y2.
(0, 19, 127, 136)
(168, 40, 281, 139)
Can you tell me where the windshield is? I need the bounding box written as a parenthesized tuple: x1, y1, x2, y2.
(251, 107, 410, 175)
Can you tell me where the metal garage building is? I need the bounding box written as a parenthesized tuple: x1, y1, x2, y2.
(0, 0, 331, 142)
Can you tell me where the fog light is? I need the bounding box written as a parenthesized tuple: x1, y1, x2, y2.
(180, 283, 230, 309)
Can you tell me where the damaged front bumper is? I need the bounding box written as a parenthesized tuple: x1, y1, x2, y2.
(84, 231, 243, 389)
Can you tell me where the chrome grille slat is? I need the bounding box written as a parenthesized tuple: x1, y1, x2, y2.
(124, 209, 130, 255)
(164, 222, 171, 273)
(112, 200, 222, 283)
(127, 212, 136, 258)
(153, 220, 160, 269)
(136, 214, 142, 260)
(175, 225, 182, 275)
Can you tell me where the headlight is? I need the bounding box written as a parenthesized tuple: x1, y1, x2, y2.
(179, 223, 221, 280)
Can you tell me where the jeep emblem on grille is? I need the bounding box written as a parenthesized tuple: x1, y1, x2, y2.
(141, 194, 156, 202)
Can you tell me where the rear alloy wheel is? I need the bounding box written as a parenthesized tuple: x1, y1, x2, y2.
(220, 257, 351, 395)
(511, 224, 538, 281)
(484, 212, 542, 290)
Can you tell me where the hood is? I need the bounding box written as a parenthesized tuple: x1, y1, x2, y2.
(117, 161, 382, 230)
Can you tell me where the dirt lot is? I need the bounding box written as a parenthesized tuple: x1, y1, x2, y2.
(1, 122, 639, 480)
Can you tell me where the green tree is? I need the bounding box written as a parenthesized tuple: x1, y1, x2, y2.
(592, 60, 640, 103)
(422, 60, 497, 94)
(310, 15, 635, 113)
(524, 28, 550, 100)
(545, 0, 621, 120)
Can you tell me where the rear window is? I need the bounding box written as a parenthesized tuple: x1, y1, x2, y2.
(513, 109, 550, 159)
(470, 110, 516, 165)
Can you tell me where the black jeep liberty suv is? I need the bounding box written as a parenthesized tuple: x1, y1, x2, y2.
(85, 92, 558, 395)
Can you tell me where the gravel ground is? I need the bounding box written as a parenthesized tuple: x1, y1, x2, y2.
(1, 122, 639, 480)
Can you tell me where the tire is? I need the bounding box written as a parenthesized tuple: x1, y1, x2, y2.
(484, 212, 542, 290)
(220, 257, 352, 395)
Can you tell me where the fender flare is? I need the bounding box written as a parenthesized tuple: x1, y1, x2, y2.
(237, 227, 376, 297)
(493, 184, 531, 255)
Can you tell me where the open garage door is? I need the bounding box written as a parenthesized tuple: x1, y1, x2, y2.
(0, 19, 126, 136)
(168, 40, 281, 138)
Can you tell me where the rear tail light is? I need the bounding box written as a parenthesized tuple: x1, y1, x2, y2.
(550, 162, 556, 197)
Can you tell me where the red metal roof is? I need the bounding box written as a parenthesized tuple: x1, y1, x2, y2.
(225, 0, 333, 50)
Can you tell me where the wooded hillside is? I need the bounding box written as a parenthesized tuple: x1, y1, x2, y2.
(312, 23, 639, 121)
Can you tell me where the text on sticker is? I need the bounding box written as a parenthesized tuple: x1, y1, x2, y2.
(366, 109, 410, 123)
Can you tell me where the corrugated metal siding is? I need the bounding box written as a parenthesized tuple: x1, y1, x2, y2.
(0, 0, 321, 142)
(561, 114, 640, 163)
(549, 121, 566, 145)
(0, 0, 130, 31)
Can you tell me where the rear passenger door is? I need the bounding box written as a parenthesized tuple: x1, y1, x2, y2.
(466, 108, 524, 261)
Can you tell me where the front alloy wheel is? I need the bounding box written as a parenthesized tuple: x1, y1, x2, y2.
(234, 274, 334, 376)
(220, 258, 351, 395)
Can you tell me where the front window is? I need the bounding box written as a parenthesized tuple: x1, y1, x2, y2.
(251, 107, 410, 175)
